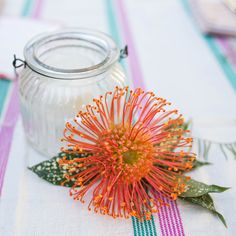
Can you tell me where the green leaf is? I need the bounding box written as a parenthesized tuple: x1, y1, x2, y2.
(180, 194, 227, 227)
(192, 160, 211, 170)
(182, 120, 192, 131)
(180, 179, 230, 198)
(28, 152, 91, 187)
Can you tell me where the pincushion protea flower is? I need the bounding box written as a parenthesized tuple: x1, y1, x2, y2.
(59, 87, 196, 220)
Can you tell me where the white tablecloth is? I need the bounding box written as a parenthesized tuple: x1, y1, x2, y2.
(0, 0, 236, 235)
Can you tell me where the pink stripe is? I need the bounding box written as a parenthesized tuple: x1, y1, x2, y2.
(0, 127, 14, 186)
(172, 200, 185, 236)
(0, 74, 9, 78)
(0, 74, 15, 81)
(158, 193, 185, 236)
(169, 200, 184, 236)
(158, 209, 168, 236)
(32, 0, 43, 19)
(157, 194, 169, 236)
(115, 0, 146, 90)
(166, 198, 178, 236)
(161, 196, 173, 236)
(114, 0, 186, 235)
(217, 37, 236, 66)
(0, 83, 19, 194)
(0, 0, 44, 195)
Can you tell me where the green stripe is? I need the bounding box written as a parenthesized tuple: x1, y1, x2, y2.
(21, 0, 34, 16)
(0, 79, 10, 117)
(181, 0, 236, 91)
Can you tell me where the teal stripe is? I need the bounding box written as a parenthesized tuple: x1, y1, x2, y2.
(147, 218, 154, 236)
(135, 217, 143, 236)
(132, 216, 139, 236)
(151, 214, 158, 236)
(21, 0, 34, 16)
(105, 0, 127, 70)
(181, 0, 236, 91)
(143, 218, 150, 236)
(0, 0, 34, 121)
(105, 0, 122, 47)
(0, 79, 11, 117)
(105, 0, 157, 235)
(205, 36, 236, 90)
(139, 218, 145, 236)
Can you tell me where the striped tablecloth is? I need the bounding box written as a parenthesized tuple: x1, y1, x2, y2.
(0, 0, 236, 235)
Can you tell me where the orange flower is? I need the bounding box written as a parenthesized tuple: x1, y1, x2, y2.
(59, 87, 195, 220)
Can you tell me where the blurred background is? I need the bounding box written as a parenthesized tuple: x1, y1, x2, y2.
(1, 0, 236, 168)
(1, 0, 236, 112)
(0, 0, 236, 140)
(1, 0, 236, 152)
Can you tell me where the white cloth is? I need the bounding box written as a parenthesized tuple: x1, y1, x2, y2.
(1, 0, 236, 235)
(0, 17, 59, 78)
(125, 1, 236, 235)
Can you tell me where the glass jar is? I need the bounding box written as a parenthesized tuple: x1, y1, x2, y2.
(19, 29, 127, 157)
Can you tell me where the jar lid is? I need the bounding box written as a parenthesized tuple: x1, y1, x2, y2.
(24, 28, 120, 79)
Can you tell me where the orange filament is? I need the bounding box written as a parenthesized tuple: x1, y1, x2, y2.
(59, 86, 195, 220)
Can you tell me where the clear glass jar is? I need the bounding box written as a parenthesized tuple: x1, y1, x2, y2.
(19, 29, 126, 157)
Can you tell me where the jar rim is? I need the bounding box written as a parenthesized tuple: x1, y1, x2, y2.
(24, 28, 120, 80)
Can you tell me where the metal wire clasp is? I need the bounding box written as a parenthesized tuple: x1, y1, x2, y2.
(12, 54, 27, 77)
(13, 54, 26, 69)
(119, 45, 128, 60)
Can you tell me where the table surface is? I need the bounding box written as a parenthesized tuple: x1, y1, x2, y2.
(0, 0, 236, 235)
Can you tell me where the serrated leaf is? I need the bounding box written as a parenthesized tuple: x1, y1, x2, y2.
(180, 179, 230, 198)
(28, 152, 91, 187)
(180, 194, 227, 227)
(192, 160, 211, 170)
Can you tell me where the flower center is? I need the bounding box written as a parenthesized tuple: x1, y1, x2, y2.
(122, 150, 140, 165)
(97, 124, 155, 183)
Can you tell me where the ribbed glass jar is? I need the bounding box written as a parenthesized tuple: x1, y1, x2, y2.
(19, 29, 126, 157)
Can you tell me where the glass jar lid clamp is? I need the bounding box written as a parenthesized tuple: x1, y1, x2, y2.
(13, 28, 128, 79)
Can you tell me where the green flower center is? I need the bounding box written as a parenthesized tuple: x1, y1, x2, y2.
(122, 150, 140, 165)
